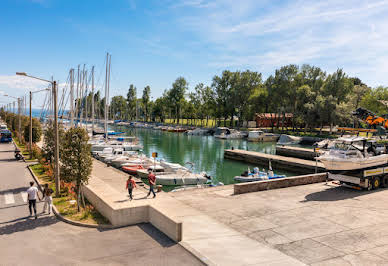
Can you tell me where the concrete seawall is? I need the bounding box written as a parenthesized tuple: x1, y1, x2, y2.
(234, 173, 328, 194)
(276, 145, 321, 160)
(224, 149, 325, 174)
(83, 176, 183, 242)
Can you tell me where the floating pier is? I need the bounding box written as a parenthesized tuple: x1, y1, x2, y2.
(224, 149, 325, 174)
(276, 145, 322, 160)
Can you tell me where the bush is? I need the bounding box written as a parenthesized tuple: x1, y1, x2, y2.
(23, 118, 42, 143)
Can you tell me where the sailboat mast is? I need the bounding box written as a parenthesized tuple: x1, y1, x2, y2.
(104, 53, 109, 141)
(75, 65, 80, 127)
(70, 68, 74, 127)
(91, 66, 95, 134)
(84, 69, 88, 130)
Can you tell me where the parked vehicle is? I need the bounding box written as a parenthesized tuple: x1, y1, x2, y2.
(0, 130, 12, 143)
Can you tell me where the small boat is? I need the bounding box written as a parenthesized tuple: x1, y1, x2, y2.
(318, 137, 388, 177)
(186, 128, 211, 136)
(155, 170, 210, 185)
(277, 134, 302, 145)
(214, 127, 246, 139)
(122, 165, 144, 175)
(248, 130, 279, 142)
(234, 162, 286, 182)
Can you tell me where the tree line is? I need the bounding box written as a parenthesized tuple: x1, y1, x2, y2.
(75, 64, 388, 132)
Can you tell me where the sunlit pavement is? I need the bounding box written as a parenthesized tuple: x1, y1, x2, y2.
(0, 142, 204, 266)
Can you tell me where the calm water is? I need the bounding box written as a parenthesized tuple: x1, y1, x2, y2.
(111, 126, 296, 185)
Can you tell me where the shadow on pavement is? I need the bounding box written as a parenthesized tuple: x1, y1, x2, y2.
(0, 187, 29, 195)
(138, 223, 175, 248)
(0, 203, 28, 211)
(0, 158, 18, 162)
(302, 185, 375, 202)
(0, 216, 58, 235)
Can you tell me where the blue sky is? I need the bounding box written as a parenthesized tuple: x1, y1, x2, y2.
(1, 0, 388, 108)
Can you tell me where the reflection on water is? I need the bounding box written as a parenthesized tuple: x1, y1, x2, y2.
(111, 126, 296, 185)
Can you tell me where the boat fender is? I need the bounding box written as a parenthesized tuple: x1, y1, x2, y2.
(174, 178, 177, 185)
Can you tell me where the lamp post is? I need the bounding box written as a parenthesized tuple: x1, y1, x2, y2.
(28, 88, 50, 159)
(17, 72, 60, 197)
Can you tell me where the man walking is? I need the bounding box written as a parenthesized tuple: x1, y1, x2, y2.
(42, 183, 54, 214)
(27, 181, 41, 219)
(126, 176, 136, 200)
(147, 170, 156, 198)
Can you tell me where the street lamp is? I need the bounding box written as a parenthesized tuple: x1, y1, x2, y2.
(17, 72, 60, 197)
(29, 87, 50, 159)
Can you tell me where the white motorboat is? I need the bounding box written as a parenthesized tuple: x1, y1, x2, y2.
(104, 150, 137, 164)
(277, 134, 302, 145)
(186, 128, 210, 136)
(110, 154, 152, 168)
(214, 127, 246, 139)
(318, 137, 388, 176)
(234, 164, 286, 182)
(91, 141, 143, 152)
(247, 130, 279, 142)
(155, 170, 210, 185)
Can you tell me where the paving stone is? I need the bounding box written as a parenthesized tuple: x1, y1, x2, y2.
(249, 229, 291, 246)
(273, 217, 347, 241)
(229, 217, 277, 233)
(311, 251, 387, 266)
(275, 239, 345, 264)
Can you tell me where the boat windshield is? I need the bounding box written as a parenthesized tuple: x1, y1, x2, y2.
(326, 142, 364, 159)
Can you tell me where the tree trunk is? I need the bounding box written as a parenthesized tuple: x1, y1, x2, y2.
(76, 183, 81, 212)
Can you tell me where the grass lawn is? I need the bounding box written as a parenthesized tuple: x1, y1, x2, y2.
(164, 118, 234, 128)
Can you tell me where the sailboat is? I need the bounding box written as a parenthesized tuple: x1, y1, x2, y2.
(90, 53, 143, 152)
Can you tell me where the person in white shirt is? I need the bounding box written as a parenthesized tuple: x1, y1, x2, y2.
(27, 181, 41, 219)
(42, 183, 53, 214)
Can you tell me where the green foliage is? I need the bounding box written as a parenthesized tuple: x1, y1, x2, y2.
(23, 118, 42, 143)
(60, 127, 92, 211)
(42, 122, 64, 164)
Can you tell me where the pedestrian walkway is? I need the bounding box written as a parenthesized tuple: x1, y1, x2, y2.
(88, 159, 305, 265)
(1, 192, 28, 205)
(0, 141, 203, 266)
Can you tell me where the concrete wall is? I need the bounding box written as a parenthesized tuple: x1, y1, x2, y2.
(149, 206, 182, 242)
(83, 184, 182, 242)
(276, 146, 317, 160)
(234, 173, 328, 195)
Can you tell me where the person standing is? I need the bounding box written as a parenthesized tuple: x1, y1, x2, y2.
(147, 170, 156, 198)
(126, 176, 136, 200)
(42, 183, 54, 214)
(27, 181, 41, 219)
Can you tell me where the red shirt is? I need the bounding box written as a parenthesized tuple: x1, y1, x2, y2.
(148, 173, 156, 185)
(126, 179, 136, 189)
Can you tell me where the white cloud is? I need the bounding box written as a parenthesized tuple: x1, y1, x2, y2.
(172, 0, 388, 86)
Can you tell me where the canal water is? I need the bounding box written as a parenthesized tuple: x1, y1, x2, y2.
(111, 126, 295, 186)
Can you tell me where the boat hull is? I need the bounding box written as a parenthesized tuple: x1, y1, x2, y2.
(319, 154, 388, 171)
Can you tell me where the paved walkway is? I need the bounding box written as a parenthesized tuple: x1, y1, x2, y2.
(90, 159, 304, 265)
(0, 142, 203, 266)
(170, 182, 388, 265)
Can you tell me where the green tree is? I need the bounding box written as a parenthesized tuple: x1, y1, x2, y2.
(23, 118, 42, 143)
(127, 84, 137, 120)
(168, 77, 188, 124)
(110, 95, 127, 120)
(42, 122, 65, 166)
(142, 86, 151, 122)
(61, 127, 92, 211)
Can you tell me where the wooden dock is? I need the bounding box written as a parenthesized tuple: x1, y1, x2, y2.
(224, 149, 325, 174)
(276, 145, 322, 160)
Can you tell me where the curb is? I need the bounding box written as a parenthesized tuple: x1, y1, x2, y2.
(179, 241, 215, 266)
(26, 164, 117, 230)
